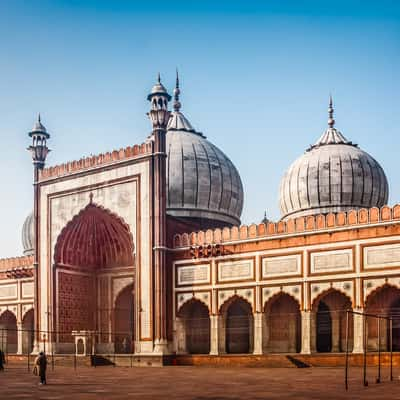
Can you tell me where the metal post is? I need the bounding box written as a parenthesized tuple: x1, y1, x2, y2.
(363, 314, 368, 386)
(345, 310, 349, 391)
(376, 317, 381, 383)
(390, 318, 393, 381)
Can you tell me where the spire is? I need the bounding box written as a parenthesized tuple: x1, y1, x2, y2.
(307, 95, 355, 150)
(328, 95, 335, 128)
(157, 72, 161, 84)
(38, 113, 41, 124)
(173, 69, 181, 112)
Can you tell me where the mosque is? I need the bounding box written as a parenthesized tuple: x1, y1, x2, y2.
(1, 74, 400, 363)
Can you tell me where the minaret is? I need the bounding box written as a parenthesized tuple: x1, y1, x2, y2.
(27, 114, 51, 353)
(147, 74, 171, 353)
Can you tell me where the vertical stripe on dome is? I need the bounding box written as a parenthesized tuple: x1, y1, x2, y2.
(196, 140, 212, 211)
(199, 141, 212, 209)
(191, 142, 199, 208)
(206, 141, 223, 211)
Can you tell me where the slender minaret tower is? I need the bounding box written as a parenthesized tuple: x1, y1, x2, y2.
(27, 114, 51, 353)
(147, 74, 171, 353)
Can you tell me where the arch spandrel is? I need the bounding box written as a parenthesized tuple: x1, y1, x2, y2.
(364, 281, 400, 308)
(176, 292, 211, 315)
(310, 284, 354, 311)
(218, 292, 254, 315)
(262, 285, 302, 310)
(0, 307, 17, 319)
(21, 306, 34, 321)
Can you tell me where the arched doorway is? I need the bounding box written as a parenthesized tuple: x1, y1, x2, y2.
(313, 290, 353, 353)
(317, 302, 332, 352)
(177, 299, 210, 354)
(224, 297, 253, 354)
(54, 202, 135, 353)
(365, 285, 400, 351)
(22, 309, 34, 354)
(0, 311, 17, 354)
(264, 293, 301, 353)
(114, 284, 134, 353)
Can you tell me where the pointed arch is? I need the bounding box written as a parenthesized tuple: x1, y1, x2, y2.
(176, 298, 210, 354)
(364, 284, 400, 351)
(311, 287, 353, 312)
(312, 288, 353, 353)
(263, 292, 301, 353)
(113, 283, 134, 353)
(177, 297, 210, 317)
(0, 310, 17, 353)
(219, 294, 253, 315)
(365, 283, 400, 309)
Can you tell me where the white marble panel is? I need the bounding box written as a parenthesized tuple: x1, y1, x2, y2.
(177, 264, 210, 286)
(262, 254, 301, 278)
(0, 284, 17, 299)
(218, 260, 254, 282)
(311, 249, 353, 273)
(364, 243, 400, 269)
(21, 282, 34, 298)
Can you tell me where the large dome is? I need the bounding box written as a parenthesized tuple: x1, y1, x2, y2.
(165, 77, 243, 227)
(22, 211, 34, 255)
(279, 98, 389, 220)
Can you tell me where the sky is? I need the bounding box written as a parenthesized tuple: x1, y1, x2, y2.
(0, 0, 399, 256)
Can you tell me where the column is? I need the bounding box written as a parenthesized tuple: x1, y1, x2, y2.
(17, 322, 23, 355)
(331, 315, 340, 352)
(218, 314, 226, 354)
(253, 312, 263, 355)
(301, 310, 315, 354)
(175, 317, 187, 354)
(352, 308, 365, 354)
(209, 315, 219, 355)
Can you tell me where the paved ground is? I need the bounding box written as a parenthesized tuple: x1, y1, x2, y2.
(2, 363, 400, 399)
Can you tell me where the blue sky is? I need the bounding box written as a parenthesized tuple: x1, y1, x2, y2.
(0, 1, 399, 256)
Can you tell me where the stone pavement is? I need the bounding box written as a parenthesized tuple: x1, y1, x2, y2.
(1, 363, 400, 399)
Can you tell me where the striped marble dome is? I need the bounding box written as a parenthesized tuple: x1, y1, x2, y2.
(279, 99, 389, 220)
(165, 78, 243, 227)
(22, 212, 34, 255)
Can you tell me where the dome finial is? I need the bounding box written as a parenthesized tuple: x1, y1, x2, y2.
(328, 94, 335, 128)
(157, 72, 161, 84)
(38, 113, 41, 123)
(173, 68, 181, 112)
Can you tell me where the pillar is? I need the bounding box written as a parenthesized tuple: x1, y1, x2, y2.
(352, 308, 365, 354)
(331, 315, 340, 352)
(253, 313, 263, 355)
(210, 315, 219, 355)
(17, 322, 23, 355)
(301, 310, 315, 354)
(218, 314, 226, 354)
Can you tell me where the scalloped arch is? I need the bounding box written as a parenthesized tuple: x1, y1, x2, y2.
(263, 291, 301, 313)
(219, 294, 253, 314)
(365, 283, 400, 308)
(311, 287, 353, 311)
(177, 297, 210, 317)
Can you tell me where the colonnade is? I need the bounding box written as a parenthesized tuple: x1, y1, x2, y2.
(175, 285, 400, 355)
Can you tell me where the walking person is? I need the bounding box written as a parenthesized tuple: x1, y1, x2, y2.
(34, 351, 47, 385)
(0, 348, 5, 371)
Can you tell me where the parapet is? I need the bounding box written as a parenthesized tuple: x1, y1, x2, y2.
(172, 205, 400, 248)
(0, 255, 34, 271)
(39, 142, 153, 181)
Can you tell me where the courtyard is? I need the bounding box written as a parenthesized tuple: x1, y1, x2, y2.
(2, 364, 400, 399)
